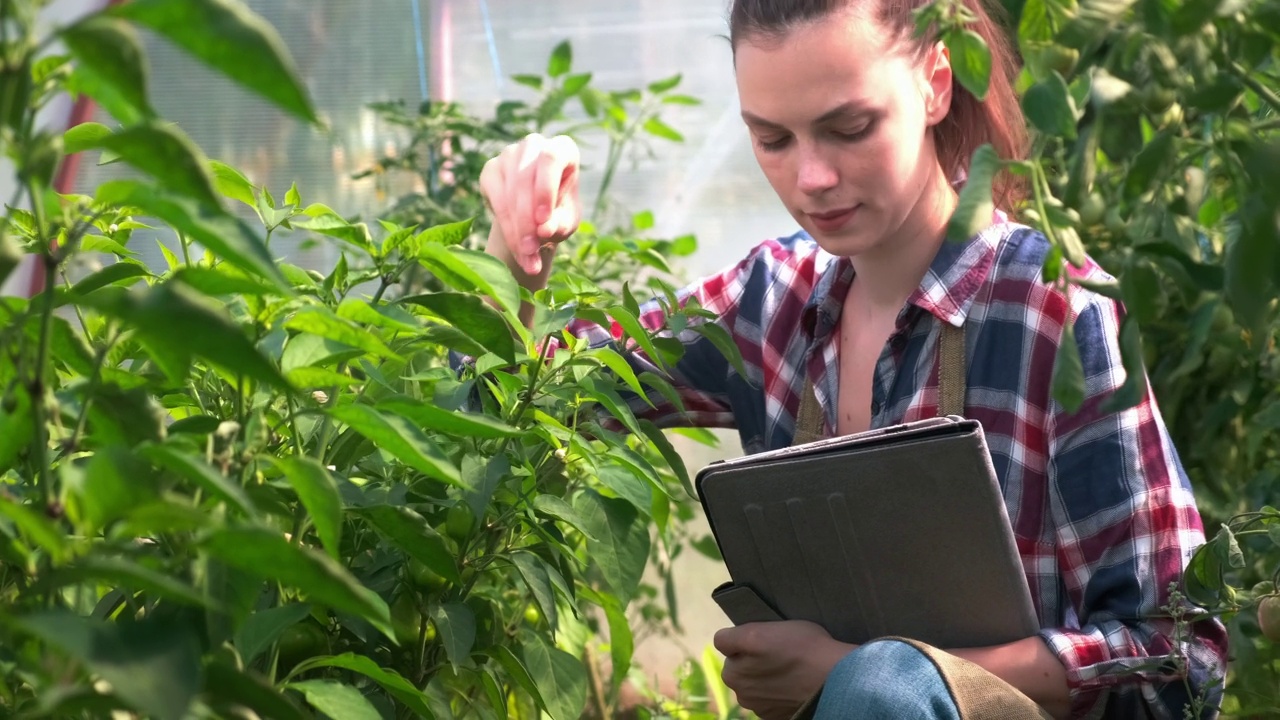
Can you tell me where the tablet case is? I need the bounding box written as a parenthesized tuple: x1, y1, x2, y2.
(697, 416, 1040, 649)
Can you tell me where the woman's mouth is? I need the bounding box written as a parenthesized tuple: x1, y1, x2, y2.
(807, 206, 859, 233)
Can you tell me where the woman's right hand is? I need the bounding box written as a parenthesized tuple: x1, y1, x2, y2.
(480, 133, 582, 282)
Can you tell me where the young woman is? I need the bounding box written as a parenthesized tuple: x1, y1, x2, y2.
(478, 0, 1227, 717)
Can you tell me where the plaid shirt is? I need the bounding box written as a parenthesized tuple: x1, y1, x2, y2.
(562, 221, 1228, 719)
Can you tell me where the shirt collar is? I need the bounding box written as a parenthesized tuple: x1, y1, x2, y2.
(800, 218, 1008, 339)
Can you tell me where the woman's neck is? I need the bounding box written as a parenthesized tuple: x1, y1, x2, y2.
(847, 164, 957, 313)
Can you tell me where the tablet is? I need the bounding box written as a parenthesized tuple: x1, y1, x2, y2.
(696, 416, 1040, 649)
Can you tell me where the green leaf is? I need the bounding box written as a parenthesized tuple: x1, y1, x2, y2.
(416, 217, 474, 247)
(639, 419, 694, 499)
(289, 653, 434, 718)
(512, 552, 559, 631)
(418, 244, 521, 319)
(1215, 526, 1245, 570)
(329, 405, 461, 486)
(264, 456, 342, 560)
(533, 494, 597, 541)
(208, 160, 256, 207)
(111, 0, 317, 124)
(96, 180, 287, 291)
(1051, 319, 1086, 413)
(1267, 525, 1280, 550)
(1100, 315, 1148, 414)
(336, 298, 420, 333)
(521, 634, 587, 720)
(1225, 198, 1278, 332)
(582, 375, 643, 437)
(581, 347, 649, 403)
(63, 121, 114, 154)
(295, 207, 372, 249)
(431, 602, 476, 670)
(140, 444, 259, 517)
(606, 305, 663, 369)
(947, 29, 992, 100)
(580, 586, 632, 690)
(288, 680, 381, 720)
(61, 16, 153, 121)
(642, 117, 684, 142)
(14, 613, 200, 720)
(648, 74, 682, 94)
(234, 603, 312, 664)
(512, 74, 543, 91)
(379, 397, 522, 438)
(356, 505, 460, 584)
(0, 390, 36, 474)
(1124, 131, 1176, 201)
(1022, 71, 1078, 139)
(202, 526, 394, 641)
(174, 265, 275, 296)
(285, 182, 301, 207)
(574, 490, 649, 604)
(63, 447, 156, 532)
(58, 557, 210, 609)
(947, 144, 999, 242)
(489, 646, 548, 711)
(205, 662, 310, 720)
(0, 495, 68, 563)
(65, 261, 150, 299)
(1184, 544, 1223, 607)
(82, 123, 219, 206)
(285, 307, 399, 360)
(547, 40, 572, 78)
(400, 292, 516, 362)
(692, 320, 750, 383)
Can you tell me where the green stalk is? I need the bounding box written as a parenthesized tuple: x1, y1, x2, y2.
(28, 184, 57, 506)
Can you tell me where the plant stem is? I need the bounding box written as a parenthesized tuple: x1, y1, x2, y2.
(179, 232, 192, 267)
(28, 178, 57, 505)
(63, 327, 120, 457)
(1231, 63, 1280, 115)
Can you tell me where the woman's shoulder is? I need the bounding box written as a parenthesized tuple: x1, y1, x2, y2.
(985, 221, 1118, 313)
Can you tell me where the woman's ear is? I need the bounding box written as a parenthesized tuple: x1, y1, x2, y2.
(923, 41, 954, 127)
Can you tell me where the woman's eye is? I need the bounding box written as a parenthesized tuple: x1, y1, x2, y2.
(834, 125, 873, 143)
(757, 136, 791, 152)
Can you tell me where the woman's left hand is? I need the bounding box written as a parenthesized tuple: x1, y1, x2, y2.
(713, 620, 855, 720)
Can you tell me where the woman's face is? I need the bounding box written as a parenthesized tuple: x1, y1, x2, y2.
(734, 8, 953, 257)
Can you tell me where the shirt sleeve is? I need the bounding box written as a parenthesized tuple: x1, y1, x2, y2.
(1040, 291, 1229, 719)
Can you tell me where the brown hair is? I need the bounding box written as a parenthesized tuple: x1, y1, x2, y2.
(729, 0, 1028, 209)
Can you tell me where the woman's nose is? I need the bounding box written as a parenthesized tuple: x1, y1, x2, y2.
(796, 148, 839, 195)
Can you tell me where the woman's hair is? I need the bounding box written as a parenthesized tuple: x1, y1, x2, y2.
(729, 0, 1028, 209)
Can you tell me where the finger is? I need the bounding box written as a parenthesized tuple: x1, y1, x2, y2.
(480, 156, 518, 260)
(512, 134, 546, 259)
(536, 136, 581, 239)
(713, 625, 744, 657)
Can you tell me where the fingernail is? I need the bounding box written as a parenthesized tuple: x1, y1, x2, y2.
(527, 255, 542, 275)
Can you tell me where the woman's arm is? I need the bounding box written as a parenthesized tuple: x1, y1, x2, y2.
(951, 638, 1070, 719)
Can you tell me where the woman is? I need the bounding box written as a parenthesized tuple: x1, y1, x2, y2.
(478, 0, 1227, 717)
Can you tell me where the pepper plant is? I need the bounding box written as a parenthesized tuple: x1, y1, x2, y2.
(0, 1, 723, 718)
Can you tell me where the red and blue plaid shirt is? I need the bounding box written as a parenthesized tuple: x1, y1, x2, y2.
(563, 221, 1228, 719)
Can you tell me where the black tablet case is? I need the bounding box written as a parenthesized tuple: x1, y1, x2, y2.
(696, 416, 1040, 649)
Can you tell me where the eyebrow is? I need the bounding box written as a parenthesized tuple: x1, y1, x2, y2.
(740, 101, 873, 130)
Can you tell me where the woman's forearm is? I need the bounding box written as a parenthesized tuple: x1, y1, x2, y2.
(949, 636, 1071, 719)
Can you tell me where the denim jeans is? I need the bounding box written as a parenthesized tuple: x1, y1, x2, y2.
(814, 639, 963, 720)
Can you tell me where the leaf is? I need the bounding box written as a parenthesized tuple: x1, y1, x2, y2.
(547, 40, 572, 78)
(416, 217, 474, 247)
(356, 505, 460, 584)
(1022, 71, 1078, 139)
(947, 144, 999, 242)
(294, 208, 372, 249)
(521, 634, 587, 720)
(329, 405, 461, 486)
(1184, 543, 1223, 607)
(336, 298, 420, 333)
(64, 447, 155, 532)
(173, 265, 276, 296)
(582, 375, 643, 437)
(431, 602, 476, 670)
(208, 160, 256, 207)
(533, 495, 596, 541)
(288, 680, 381, 720)
(285, 307, 399, 360)
(96, 180, 287, 291)
(512, 553, 559, 631)
(140, 444, 258, 517)
(0, 495, 68, 563)
(606, 305, 662, 369)
(580, 586, 632, 690)
(63, 121, 114, 154)
(1100, 315, 1148, 414)
(642, 117, 684, 142)
(65, 261, 150, 298)
(15, 613, 200, 720)
(512, 74, 543, 90)
(264, 456, 342, 560)
(1226, 198, 1278, 332)
(692, 320, 750, 382)
(379, 397, 522, 439)
(81, 123, 219, 206)
(63, 557, 211, 610)
(289, 653, 433, 718)
(574, 490, 649, 603)
(1124, 131, 1176, 201)
(648, 73, 682, 94)
(111, 0, 317, 124)
(285, 182, 301, 207)
(418, 244, 520, 319)
(639, 419, 694, 499)
(234, 603, 312, 664)
(202, 526, 394, 641)
(1215, 526, 1245, 570)
(60, 16, 153, 121)
(204, 662, 309, 720)
(489, 646, 548, 711)
(582, 347, 648, 403)
(399, 292, 516, 362)
(1051, 319, 1086, 413)
(947, 29, 992, 100)
(1268, 525, 1280, 550)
